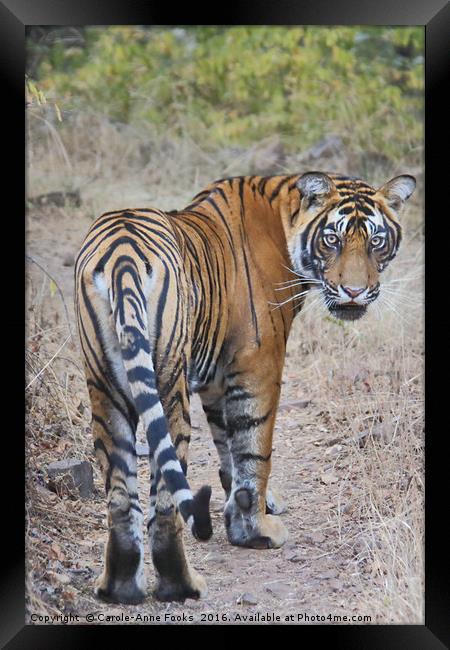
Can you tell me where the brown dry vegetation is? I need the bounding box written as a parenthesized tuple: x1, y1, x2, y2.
(25, 114, 424, 625)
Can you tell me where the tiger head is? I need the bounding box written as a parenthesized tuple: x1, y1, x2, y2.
(286, 172, 416, 321)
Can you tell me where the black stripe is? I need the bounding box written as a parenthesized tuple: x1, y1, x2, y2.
(80, 279, 138, 427)
(92, 414, 136, 456)
(227, 409, 272, 437)
(269, 177, 290, 203)
(237, 451, 272, 463)
(203, 405, 226, 429)
(120, 325, 151, 360)
(127, 365, 156, 388)
(225, 385, 255, 402)
(134, 391, 159, 414)
(240, 225, 260, 346)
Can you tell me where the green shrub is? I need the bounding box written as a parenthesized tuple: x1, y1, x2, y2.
(28, 26, 423, 163)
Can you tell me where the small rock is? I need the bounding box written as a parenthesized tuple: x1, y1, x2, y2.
(279, 399, 311, 412)
(349, 422, 394, 447)
(107, 607, 126, 617)
(28, 190, 81, 208)
(47, 458, 94, 499)
(236, 592, 258, 606)
(266, 582, 292, 598)
(339, 502, 354, 515)
(304, 531, 326, 545)
(326, 436, 343, 446)
(349, 428, 380, 447)
(320, 471, 339, 485)
(205, 551, 226, 564)
(321, 568, 339, 580)
(324, 444, 343, 458)
(62, 254, 75, 267)
(283, 541, 298, 550)
(67, 567, 93, 576)
(284, 550, 302, 563)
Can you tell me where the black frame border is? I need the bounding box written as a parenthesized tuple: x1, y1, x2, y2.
(6, 0, 449, 646)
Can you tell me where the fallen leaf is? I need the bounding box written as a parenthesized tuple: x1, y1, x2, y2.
(48, 571, 71, 585)
(49, 542, 65, 561)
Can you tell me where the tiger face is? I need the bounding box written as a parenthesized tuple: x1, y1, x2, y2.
(288, 172, 416, 321)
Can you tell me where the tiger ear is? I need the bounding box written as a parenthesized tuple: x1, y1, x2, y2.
(376, 175, 416, 213)
(296, 172, 337, 213)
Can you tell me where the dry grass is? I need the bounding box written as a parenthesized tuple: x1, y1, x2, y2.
(284, 237, 424, 623)
(25, 263, 102, 619)
(25, 112, 424, 624)
(27, 109, 424, 217)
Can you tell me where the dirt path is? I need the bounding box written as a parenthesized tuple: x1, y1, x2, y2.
(26, 206, 418, 625)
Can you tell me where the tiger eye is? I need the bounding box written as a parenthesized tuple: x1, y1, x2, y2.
(324, 233, 339, 246)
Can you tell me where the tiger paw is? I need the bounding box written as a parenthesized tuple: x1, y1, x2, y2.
(233, 513, 288, 549)
(153, 570, 207, 602)
(95, 527, 147, 604)
(225, 488, 288, 549)
(95, 571, 147, 605)
(265, 485, 287, 515)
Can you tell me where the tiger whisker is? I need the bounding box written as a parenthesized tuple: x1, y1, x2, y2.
(378, 294, 415, 327)
(380, 288, 422, 307)
(279, 264, 321, 283)
(298, 294, 323, 318)
(373, 300, 382, 321)
(273, 278, 321, 287)
(271, 285, 323, 310)
(269, 289, 312, 311)
(381, 288, 421, 299)
(274, 283, 314, 292)
(280, 263, 303, 278)
(383, 276, 422, 284)
(381, 285, 421, 297)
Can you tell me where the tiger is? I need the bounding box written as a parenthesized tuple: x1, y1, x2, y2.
(74, 170, 415, 604)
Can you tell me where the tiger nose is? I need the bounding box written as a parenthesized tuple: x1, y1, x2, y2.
(342, 286, 366, 298)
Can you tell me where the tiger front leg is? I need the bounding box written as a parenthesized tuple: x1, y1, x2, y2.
(201, 390, 285, 515)
(200, 391, 233, 499)
(223, 378, 288, 549)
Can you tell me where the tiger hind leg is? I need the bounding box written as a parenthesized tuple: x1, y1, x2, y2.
(148, 370, 207, 602)
(149, 478, 207, 602)
(88, 382, 147, 604)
